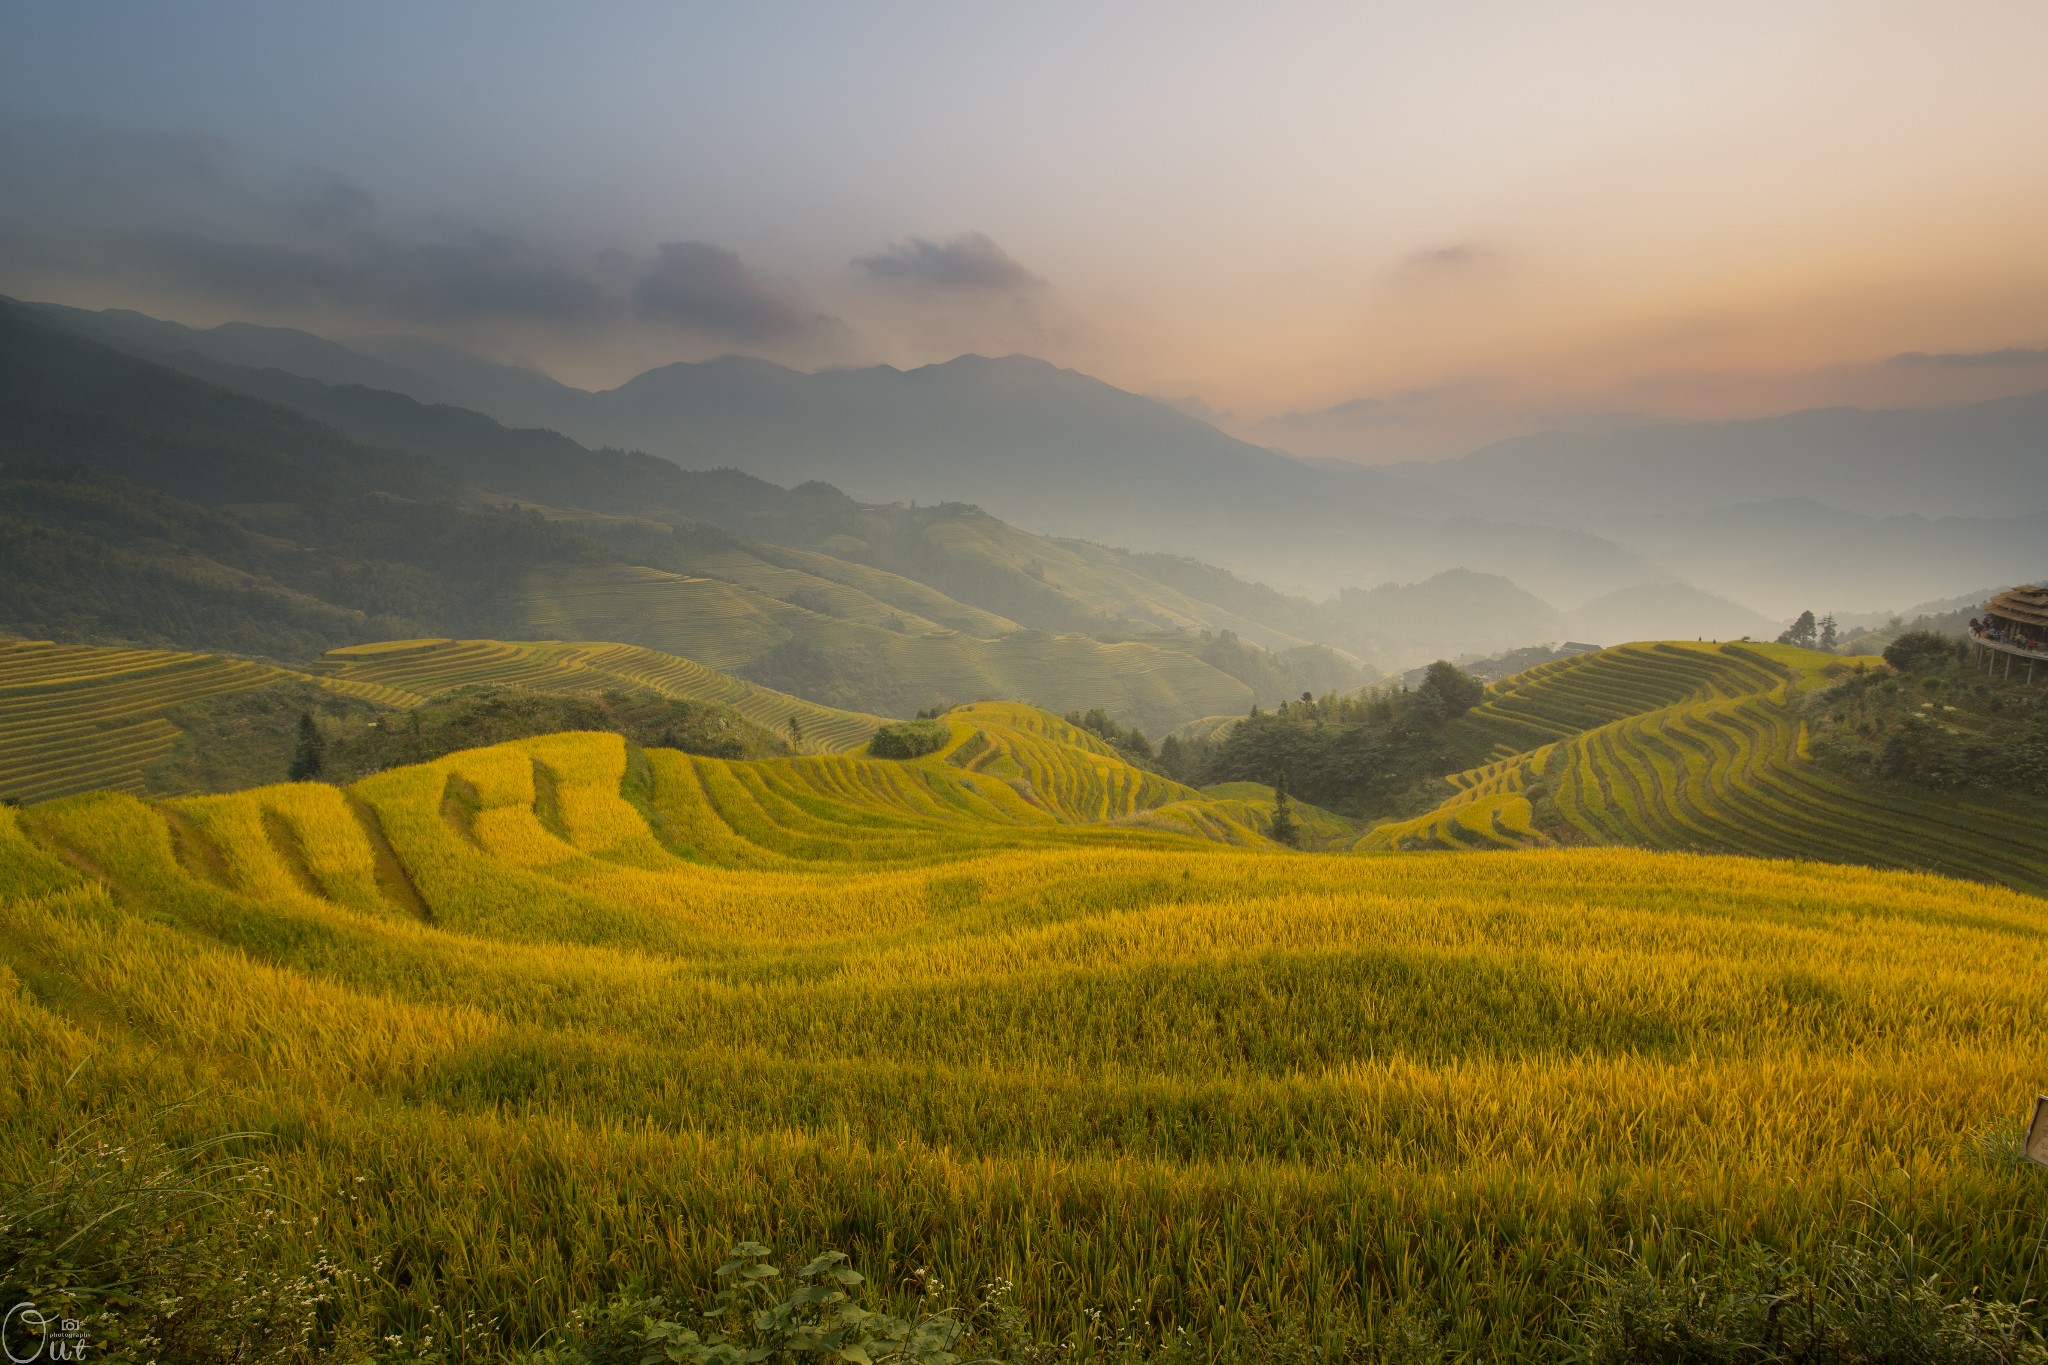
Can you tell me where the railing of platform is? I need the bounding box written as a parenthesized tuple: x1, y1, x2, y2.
(1971, 622, 2048, 659)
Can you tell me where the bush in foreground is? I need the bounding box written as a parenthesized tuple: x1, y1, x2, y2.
(0, 1119, 355, 1364)
(524, 1242, 1023, 1365)
(528, 1236, 2047, 1365)
(1573, 1238, 2046, 1365)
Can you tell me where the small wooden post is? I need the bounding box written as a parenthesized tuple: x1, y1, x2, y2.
(2019, 1097, 2048, 1333)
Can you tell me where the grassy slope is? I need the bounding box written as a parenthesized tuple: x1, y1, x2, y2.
(904, 512, 1330, 652)
(0, 636, 884, 803)
(519, 563, 1257, 734)
(668, 537, 1017, 637)
(1361, 641, 2048, 895)
(2, 719, 2044, 1358)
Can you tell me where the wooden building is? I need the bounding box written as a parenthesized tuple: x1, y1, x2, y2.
(1970, 584, 2048, 682)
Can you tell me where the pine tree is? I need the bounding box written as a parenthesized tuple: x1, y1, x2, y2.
(1158, 733, 1191, 784)
(287, 711, 326, 782)
(1818, 614, 1838, 650)
(786, 715, 804, 753)
(1270, 770, 1302, 849)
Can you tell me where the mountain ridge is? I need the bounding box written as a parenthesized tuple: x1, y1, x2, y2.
(1401, 388, 2048, 522)
(21, 298, 1675, 607)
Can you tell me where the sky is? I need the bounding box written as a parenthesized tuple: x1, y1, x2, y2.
(4, 0, 2048, 460)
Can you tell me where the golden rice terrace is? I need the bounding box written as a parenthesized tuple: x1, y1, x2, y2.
(3, 684, 2046, 1358)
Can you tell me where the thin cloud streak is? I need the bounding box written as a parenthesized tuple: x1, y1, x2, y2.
(1890, 346, 2048, 368)
(853, 232, 1043, 293)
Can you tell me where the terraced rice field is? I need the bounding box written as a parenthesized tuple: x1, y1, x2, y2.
(0, 640, 293, 802)
(1366, 642, 2048, 893)
(661, 544, 953, 634)
(943, 704, 1190, 818)
(743, 542, 1021, 636)
(316, 638, 882, 752)
(521, 563, 1261, 734)
(1166, 712, 1244, 747)
(5, 707, 2045, 1358)
(632, 702, 1272, 866)
(1449, 641, 1786, 759)
(0, 636, 885, 805)
(1356, 749, 1551, 851)
(521, 564, 798, 671)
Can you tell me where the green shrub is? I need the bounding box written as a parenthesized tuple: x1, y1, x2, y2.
(526, 1242, 1027, 1365)
(867, 719, 949, 760)
(0, 1119, 353, 1364)
(1571, 1237, 2046, 1364)
(1414, 661, 1484, 719)
(1884, 630, 1963, 674)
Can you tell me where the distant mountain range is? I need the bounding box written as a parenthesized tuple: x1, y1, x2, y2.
(18, 297, 2046, 633)
(1396, 395, 2048, 521)
(21, 301, 1669, 608)
(1390, 399, 2048, 616)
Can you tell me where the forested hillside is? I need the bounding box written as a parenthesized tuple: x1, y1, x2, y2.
(29, 300, 1678, 607)
(0, 302, 1365, 730)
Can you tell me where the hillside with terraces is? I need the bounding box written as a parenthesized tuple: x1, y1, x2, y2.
(1363, 640, 2048, 895)
(0, 636, 883, 804)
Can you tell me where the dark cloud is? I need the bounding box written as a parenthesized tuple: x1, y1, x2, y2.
(852, 231, 1043, 292)
(131, 225, 609, 323)
(0, 114, 612, 326)
(632, 240, 830, 340)
(1890, 345, 2048, 368)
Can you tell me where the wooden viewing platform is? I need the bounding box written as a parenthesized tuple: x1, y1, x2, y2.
(1970, 583, 2048, 682)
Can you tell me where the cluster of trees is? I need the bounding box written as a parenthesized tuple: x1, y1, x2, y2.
(1777, 610, 1839, 650)
(1114, 662, 1487, 817)
(1063, 707, 1159, 767)
(1806, 630, 2048, 798)
(867, 718, 949, 759)
(1194, 629, 1361, 706)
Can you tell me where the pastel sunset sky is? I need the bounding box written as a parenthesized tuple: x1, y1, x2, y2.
(5, 0, 2046, 458)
